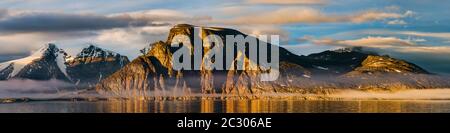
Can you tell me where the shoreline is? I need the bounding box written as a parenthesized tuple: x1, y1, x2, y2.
(2, 88, 450, 103)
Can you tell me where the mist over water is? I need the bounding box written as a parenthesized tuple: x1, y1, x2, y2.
(0, 79, 76, 98)
(1, 79, 450, 113)
(1, 78, 450, 100)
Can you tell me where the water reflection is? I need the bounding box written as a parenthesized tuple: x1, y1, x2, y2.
(1, 99, 450, 113)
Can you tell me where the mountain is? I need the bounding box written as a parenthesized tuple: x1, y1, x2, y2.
(67, 45, 130, 85)
(96, 24, 450, 97)
(0, 43, 71, 81)
(0, 44, 130, 86)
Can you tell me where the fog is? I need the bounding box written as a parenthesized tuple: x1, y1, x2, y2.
(1, 78, 450, 100)
(0, 79, 76, 98)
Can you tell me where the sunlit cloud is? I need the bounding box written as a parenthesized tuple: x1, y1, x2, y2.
(220, 8, 412, 25)
(312, 36, 416, 48)
(334, 30, 450, 42)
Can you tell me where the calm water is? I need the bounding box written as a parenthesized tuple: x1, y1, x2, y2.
(1, 99, 450, 113)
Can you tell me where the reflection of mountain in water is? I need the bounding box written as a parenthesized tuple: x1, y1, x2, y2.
(2, 99, 450, 113)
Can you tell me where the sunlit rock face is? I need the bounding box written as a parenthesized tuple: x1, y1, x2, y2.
(66, 45, 130, 85)
(96, 24, 450, 97)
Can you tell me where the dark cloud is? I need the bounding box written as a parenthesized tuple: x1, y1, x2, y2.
(0, 13, 148, 32)
(0, 9, 199, 33)
(0, 9, 7, 18)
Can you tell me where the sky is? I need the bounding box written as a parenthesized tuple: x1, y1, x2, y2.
(0, 0, 449, 74)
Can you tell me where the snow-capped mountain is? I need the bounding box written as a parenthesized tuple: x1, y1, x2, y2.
(0, 43, 71, 80)
(66, 45, 130, 85)
(0, 44, 130, 86)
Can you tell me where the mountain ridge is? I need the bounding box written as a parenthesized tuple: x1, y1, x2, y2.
(0, 44, 130, 85)
(96, 24, 450, 97)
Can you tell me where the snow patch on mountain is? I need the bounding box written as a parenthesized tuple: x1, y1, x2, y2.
(314, 65, 329, 70)
(56, 51, 70, 80)
(76, 45, 119, 59)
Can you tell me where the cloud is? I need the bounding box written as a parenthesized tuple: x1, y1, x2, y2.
(0, 11, 138, 32)
(403, 10, 415, 17)
(349, 11, 406, 23)
(0, 79, 75, 98)
(387, 19, 407, 25)
(303, 36, 417, 49)
(0, 9, 209, 33)
(109, 9, 212, 23)
(94, 26, 171, 59)
(0, 31, 96, 55)
(338, 36, 415, 48)
(236, 25, 290, 42)
(0, 9, 7, 18)
(220, 8, 411, 25)
(0, 8, 211, 58)
(245, 0, 327, 5)
(335, 30, 450, 42)
(397, 31, 450, 39)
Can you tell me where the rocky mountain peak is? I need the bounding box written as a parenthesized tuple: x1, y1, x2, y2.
(76, 44, 118, 59)
(0, 43, 71, 81)
(166, 24, 242, 46)
(35, 43, 68, 58)
(350, 55, 429, 75)
(66, 45, 130, 85)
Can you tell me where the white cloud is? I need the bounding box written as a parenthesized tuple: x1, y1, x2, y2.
(0, 32, 94, 55)
(404, 10, 415, 17)
(387, 19, 407, 25)
(95, 26, 171, 59)
(310, 36, 416, 48)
